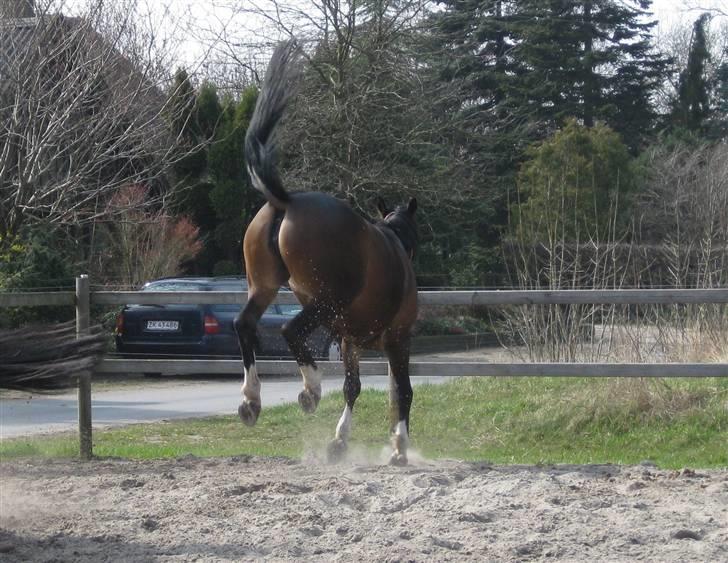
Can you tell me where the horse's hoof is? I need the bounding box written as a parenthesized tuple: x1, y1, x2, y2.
(238, 401, 260, 427)
(327, 438, 347, 463)
(298, 389, 320, 414)
(388, 452, 408, 467)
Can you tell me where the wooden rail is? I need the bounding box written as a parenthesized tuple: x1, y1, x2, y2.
(97, 359, 728, 378)
(3, 287, 728, 307)
(0, 292, 75, 306)
(2, 277, 727, 457)
(417, 288, 728, 306)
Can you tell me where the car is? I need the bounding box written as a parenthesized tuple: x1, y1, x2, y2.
(114, 276, 341, 361)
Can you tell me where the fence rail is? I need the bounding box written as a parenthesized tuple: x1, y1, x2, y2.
(4, 288, 728, 307)
(97, 359, 728, 378)
(2, 278, 727, 457)
(4, 285, 728, 380)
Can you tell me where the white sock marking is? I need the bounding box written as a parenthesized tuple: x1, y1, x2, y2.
(300, 364, 322, 396)
(394, 420, 409, 453)
(335, 405, 352, 441)
(241, 364, 261, 404)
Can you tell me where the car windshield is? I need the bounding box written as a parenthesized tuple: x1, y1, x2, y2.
(140, 280, 290, 315)
(278, 304, 302, 316)
(142, 282, 206, 292)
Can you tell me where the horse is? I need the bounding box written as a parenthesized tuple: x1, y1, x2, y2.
(235, 40, 419, 465)
(0, 322, 105, 392)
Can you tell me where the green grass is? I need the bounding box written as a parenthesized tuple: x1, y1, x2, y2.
(1, 377, 726, 468)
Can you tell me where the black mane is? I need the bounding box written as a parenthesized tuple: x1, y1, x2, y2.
(380, 206, 418, 259)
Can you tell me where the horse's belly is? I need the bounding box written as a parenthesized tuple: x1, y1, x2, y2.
(337, 295, 397, 342)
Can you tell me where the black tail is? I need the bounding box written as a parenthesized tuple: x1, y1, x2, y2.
(0, 322, 105, 393)
(245, 40, 302, 210)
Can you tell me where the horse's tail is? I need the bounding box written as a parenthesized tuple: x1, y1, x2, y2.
(244, 40, 302, 210)
(0, 322, 105, 392)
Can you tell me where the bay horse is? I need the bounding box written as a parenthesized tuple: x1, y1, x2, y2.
(235, 40, 419, 465)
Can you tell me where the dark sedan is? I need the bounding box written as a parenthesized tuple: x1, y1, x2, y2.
(114, 277, 340, 360)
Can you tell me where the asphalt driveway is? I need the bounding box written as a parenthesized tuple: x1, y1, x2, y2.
(0, 373, 456, 438)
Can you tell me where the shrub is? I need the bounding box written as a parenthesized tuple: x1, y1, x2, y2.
(92, 184, 203, 286)
(212, 260, 240, 276)
(0, 227, 76, 326)
(511, 120, 636, 243)
(414, 314, 490, 336)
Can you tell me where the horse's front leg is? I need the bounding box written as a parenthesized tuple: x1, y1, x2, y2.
(328, 339, 360, 462)
(385, 336, 413, 466)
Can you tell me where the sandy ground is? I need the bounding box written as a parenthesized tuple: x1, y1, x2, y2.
(1, 454, 726, 562)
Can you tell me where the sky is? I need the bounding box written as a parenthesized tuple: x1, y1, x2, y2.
(652, 0, 727, 24)
(57, 0, 727, 71)
(171, 0, 728, 66)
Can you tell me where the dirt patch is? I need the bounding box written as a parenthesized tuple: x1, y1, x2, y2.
(1, 456, 726, 562)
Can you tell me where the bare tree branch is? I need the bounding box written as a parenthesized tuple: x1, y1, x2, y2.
(0, 0, 204, 249)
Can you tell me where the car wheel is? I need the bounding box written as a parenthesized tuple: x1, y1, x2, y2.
(326, 340, 342, 361)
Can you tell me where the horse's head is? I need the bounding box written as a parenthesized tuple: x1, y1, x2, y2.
(376, 196, 418, 260)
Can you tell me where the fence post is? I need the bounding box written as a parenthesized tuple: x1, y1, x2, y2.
(76, 274, 93, 460)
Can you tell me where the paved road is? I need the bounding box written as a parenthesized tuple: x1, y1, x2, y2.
(0, 374, 455, 438)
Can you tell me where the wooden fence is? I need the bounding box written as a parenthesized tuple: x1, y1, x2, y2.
(2, 276, 727, 457)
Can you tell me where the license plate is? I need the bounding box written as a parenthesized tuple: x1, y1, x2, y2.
(146, 320, 179, 331)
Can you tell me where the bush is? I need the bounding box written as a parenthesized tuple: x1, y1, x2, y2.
(512, 120, 636, 242)
(92, 184, 203, 286)
(212, 260, 240, 276)
(0, 227, 76, 327)
(414, 315, 490, 336)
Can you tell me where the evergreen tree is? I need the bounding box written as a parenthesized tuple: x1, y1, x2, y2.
(169, 69, 198, 139)
(168, 69, 207, 184)
(424, 1, 528, 285)
(431, 0, 530, 170)
(207, 87, 260, 273)
(432, 0, 669, 150)
(166, 76, 259, 275)
(514, 0, 667, 147)
(167, 76, 216, 273)
(671, 14, 712, 133)
(708, 58, 728, 139)
(428, 0, 668, 284)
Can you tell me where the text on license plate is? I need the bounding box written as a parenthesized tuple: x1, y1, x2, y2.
(146, 320, 179, 331)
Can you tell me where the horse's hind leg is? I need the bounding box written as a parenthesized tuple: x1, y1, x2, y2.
(327, 338, 360, 462)
(281, 300, 336, 414)
(385, 334, 413, 466)
(234, 287, 277, 427)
